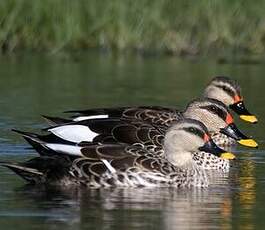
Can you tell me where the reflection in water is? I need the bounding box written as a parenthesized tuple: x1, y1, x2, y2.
(238, 156, 256, 230)
(10, 179, 234, 230)
(239, 160, 256, 208)
(221, 197, 233, 230)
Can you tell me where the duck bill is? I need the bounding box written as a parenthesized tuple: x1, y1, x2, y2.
(220, 123, 258, 148)
(239, 115, 258, 123)
(199, 139, 235, 160)
(229, 101, 258, 123)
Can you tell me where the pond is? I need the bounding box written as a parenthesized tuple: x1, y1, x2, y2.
(0, 52, 264, 229)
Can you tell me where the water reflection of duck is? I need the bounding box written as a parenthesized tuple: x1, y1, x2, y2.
(238, 158, 256, 230)
(1, 119, 234, 188)
(12, 186, 234, 229)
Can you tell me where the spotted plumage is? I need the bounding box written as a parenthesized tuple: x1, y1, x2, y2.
(192, 152, 230, 171)
(211, 132, 236, 147)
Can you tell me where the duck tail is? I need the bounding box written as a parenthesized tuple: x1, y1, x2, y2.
(12, 129, 54, 156)
(1, 156, 72, 185)
(12, 129, 39, 139)
(42, 115, 71, 125)
(0, 161, 44, 184)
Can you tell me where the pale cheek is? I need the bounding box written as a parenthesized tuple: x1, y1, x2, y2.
(223, 97, 234, 106)
(184, 138, 202, 151)
(207, 88, 233, 106)
(218, 91, 234, 106)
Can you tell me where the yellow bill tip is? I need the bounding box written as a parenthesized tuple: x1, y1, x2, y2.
(220, 152, 236, 160)
(238, 139, 258, 148)
(239, 115, 258, 123)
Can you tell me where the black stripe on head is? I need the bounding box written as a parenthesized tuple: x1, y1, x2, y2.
(211, 76, 241, 96)
(183, 127, 205, 139)
(186, 98, 229, 122)
(176, 118, 209, 139)
(199, 104, 227, 121)
(214, 84, 235, 98)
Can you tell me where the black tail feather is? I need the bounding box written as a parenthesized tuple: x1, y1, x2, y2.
(23, 136, 52, 156)
(0, 156, 73, 185)
(12, 128, 76, 156)
(0, 162, 44, 184)
(12, 129, 39, 139)
(12, 129, 49, 155)
(42, 115, 72, 125)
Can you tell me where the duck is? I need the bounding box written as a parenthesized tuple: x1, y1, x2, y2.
(55, 76, 257, 124)
(12, 99, 244, 173)
(1, 119, 235, 188)
(204, 76, 257, 123)
(13, 116, 236, 172)
(42, 98, 258, 148)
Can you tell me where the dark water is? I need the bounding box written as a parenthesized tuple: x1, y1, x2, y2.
(0, 52, 264, 229)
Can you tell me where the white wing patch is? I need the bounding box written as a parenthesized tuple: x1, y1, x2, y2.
(48, 125, 98, 143)
(45, 143, 83, 156)
(73, 115, 109, 121)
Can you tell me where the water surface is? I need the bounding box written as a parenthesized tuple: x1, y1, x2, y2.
(0, 52, 264, 229)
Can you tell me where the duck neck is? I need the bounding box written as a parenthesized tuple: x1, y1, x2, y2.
(164, 146, 195, 169)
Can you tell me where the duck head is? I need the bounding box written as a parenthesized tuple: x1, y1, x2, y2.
(164, 118, 235, 168)
(183, 98, 258, 148)
(203, 76, 257, 123)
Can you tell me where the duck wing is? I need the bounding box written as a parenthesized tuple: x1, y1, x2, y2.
(44, 106, 182, 127)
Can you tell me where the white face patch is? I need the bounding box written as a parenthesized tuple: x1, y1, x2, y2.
(45, 143, 83, 156)
(73, 115, 109, 121)
(48, 125, 99, 143)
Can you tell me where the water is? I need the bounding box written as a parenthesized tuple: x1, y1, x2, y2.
(0, 52, 264, 229)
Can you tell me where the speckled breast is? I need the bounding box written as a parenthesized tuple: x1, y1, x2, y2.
(210, 132, 237, 148)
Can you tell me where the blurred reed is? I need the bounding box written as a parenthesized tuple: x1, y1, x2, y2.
(1, 0, 265, 55)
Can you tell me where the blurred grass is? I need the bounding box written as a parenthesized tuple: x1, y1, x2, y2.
(1, 0, 265, 56)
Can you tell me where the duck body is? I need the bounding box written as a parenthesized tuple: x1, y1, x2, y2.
(1, 152, 207, 188)
(15, 117, 232, 172)
(45, 76, 257, 149)
(44, 97, 256, 150)
(62, 104, 236, 148)
(3, 119, 233, 188)
(45, 104, 234, 148)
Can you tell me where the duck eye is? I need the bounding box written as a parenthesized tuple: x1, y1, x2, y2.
(188, 127, 196, 133)
(210, 106, 217, 111)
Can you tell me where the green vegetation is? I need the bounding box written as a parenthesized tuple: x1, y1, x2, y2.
(1, 0, 265, 55)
